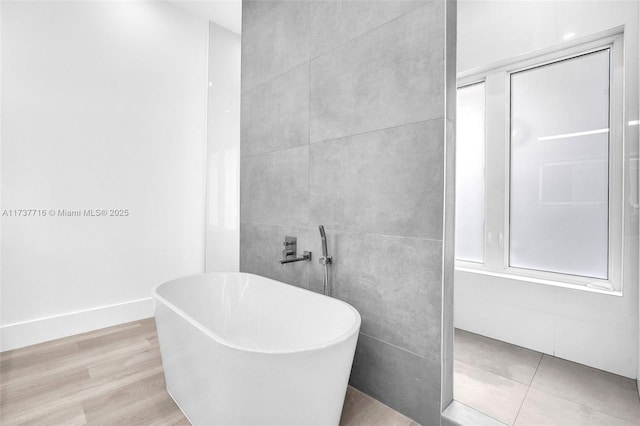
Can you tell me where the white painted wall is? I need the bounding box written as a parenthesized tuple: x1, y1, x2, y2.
(171, 0, 242, 34)
(1, 1, 209, 351)
(205, 22, 240, 273)
(456, 0, 640, 378)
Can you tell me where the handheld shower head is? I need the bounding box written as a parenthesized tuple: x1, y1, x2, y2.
(318, 225, 328, 258)
(318, 225, 332, 295)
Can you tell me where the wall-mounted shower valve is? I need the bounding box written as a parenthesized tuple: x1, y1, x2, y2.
(282, 236, 297, 258)
(282, 248, 295, 257)
(279, 236, 312, 264)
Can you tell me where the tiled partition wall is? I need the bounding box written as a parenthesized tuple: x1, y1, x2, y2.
(240, 1, 456, 424)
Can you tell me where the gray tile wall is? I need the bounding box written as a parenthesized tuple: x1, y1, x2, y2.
(240, 1, 456, 424)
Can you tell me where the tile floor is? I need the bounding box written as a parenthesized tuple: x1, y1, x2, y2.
(454, 329, 640, 426)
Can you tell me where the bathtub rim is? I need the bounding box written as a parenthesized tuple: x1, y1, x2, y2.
(152, 272, 361, 355)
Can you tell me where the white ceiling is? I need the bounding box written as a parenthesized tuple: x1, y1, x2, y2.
(171, 0, 242, 34)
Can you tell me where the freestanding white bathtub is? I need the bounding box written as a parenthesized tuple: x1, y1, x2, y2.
(153, 272, 361, 425)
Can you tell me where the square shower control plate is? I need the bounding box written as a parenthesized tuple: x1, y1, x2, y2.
(283, 236, 297, 258)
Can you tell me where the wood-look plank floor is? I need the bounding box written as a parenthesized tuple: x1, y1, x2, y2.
(0, 319, 416, 426)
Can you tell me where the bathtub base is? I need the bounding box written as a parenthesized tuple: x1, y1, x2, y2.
(153, 273, 360, 426)
(157, 302, 357, 425)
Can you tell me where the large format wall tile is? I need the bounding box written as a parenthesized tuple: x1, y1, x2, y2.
(309, 0, 427, 58)
(241, 65, 309, 157)
(445, 0, 457, 123)
(240, 145, 309, 227)
(240, 222, 311, 289)
(309, 120, 444, 239)
(240, 1, 453, 423)
(310, 230, 443, 360)
(310, 2, 445, 143)
(350, 333, 441, 426)
(242, 0, 280, 31)
(241, 0, 310, 92)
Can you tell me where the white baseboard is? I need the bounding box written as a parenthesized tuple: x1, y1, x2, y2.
(0, 298, 154, 352)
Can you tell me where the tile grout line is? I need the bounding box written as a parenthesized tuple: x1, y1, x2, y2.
(242, 0, 432, 96)
(524, 385, 638, 425)
(511, 354, 544, 425)
(309, 116, 446, 146)
(457, 333, 640, 425)
(454, 333, 542, 425)
(307, 0, 435, 63)
(452, 359, 521, 425)
(511, 385, 532, 426)
(526, 354, 638, 425)
(239, 221, 445, 244)
(242, 60, 309, 96)
(455, 330, 546, 385)
(241, 116, 446, 160)
(529, 353, 544, 386)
